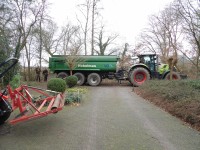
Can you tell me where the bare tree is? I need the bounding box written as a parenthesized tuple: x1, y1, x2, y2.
(40, 20, 60, 57)
(138, 15, 171, 59)
(118, 43, 132, 69)
(65, 49, 85, 76)
(91, 0, 101, 55)
(11, 0, 47, 59)
(65, 56, 82, 76)
(176, 0, 200, 78)
(77, 0, 102, 55)
(95, 26, 118, 55)
(0, 0, 47, 83)
(137, 4, 183, 63)
(77, 0, 92, 55)
(23, 33, 36, 81)
(59, 23, 82, 55)
(38, 1, 47, 69)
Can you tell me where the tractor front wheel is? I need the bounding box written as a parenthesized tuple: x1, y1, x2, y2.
(129, 67, 150, 86)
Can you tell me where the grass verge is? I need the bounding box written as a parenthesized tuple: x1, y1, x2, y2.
(135, 79, 200, 131)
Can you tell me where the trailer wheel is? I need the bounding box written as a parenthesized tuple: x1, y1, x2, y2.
(130, 67, 150, 86)
(74, 72, 85, 86)
(57, 72, 68, 79)
(164, 72, 181, 80)
(0, 100, 12, 125)
(87, 73, 101, 86)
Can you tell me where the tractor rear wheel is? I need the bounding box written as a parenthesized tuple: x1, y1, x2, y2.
(0, 100, 12, 125)
(57, 72, 68, 79)
(87, 73, 101, 86)
(74, 72, 85, 86)
(129, 67, 150, 86)
(164, 72, 181, 80)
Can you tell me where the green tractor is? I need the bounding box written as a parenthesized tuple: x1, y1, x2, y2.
(127, 54, 186, 86)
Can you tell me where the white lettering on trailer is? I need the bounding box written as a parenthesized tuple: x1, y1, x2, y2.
(78, 64, 97, 68)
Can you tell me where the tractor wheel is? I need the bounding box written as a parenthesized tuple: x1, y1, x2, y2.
(129, 67, 150, 86)
(87, 73, 101, 86)
(74, 72, 85, 86)
(57, 72, 68, 79)
(0, 100, 12, 125)
(164, 72, 181, 80)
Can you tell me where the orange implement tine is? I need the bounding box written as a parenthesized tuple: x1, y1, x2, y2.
(34, 99, 47, 115)
(24, 89, 33, 103)
(46, 97, 55, 111)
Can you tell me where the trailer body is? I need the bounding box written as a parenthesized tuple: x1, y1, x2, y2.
(49, 55, 121, 86)
(49, 55, 118, 72)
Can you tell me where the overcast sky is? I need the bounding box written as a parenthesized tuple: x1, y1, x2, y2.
(48, 0, 173, 46)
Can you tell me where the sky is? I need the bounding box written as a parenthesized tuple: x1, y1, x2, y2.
(48, 0, 174, 47)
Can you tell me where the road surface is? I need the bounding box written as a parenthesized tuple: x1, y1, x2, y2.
(0, 85, 200, 150)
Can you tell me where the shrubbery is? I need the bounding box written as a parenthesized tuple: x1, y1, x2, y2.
(137, 79, 200, 131)
(47, 78, 66, 93)
(9, 73, 21, 89)
(65, 75, 78, 88)
(65, 87, 88, 105)
(140, 80, 200, 101)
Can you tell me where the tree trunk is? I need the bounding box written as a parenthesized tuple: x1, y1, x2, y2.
(39, 20, 43, 69)
(70, 70, 73, 76)
(91, 0, 95, 55)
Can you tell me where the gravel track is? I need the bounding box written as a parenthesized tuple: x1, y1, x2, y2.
(0, 85, 200, 150)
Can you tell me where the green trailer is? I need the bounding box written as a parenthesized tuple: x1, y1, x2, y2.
(49, 55, 120, 86)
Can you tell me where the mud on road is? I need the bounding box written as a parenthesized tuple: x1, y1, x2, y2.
(0, 84, 200, 150)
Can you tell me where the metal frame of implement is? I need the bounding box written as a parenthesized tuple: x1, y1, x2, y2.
(1, 85, 64, 125)
(0, 57, 64, 125)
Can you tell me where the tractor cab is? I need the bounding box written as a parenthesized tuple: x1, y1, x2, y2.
(137, 54, 163, 79)
(137, 54, 158, 72)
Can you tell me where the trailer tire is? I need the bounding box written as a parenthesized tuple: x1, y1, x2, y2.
(164, 72, 181, 80)
(57, 72, 68, 79)
(129, 67, 150, 86)
(87, 73, 101, 86)
(0, 100, 12, 125)
(74, 72, 85, 86)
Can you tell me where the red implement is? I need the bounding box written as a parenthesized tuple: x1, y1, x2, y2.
(3, 85, 64, 125)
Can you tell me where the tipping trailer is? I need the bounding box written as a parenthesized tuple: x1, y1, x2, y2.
(49, 54, 185, 86)
(49, 55, 123, 86)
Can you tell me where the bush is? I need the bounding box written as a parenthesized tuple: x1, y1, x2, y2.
(9, 73, 21, 90)
(65, 92, 81, 104)
(65, 87, 88, 104)
(136, 79, 200, 131)
(139, 80, 195, 101)
(65, 75, 78, 88)
(47, 78, 66, 93)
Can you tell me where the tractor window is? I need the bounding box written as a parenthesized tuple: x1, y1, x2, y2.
(143, 56, 151, 64)
(143, 55, 156, 72)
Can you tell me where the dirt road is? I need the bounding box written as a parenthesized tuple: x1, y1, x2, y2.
(0, 85, 200, 150)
